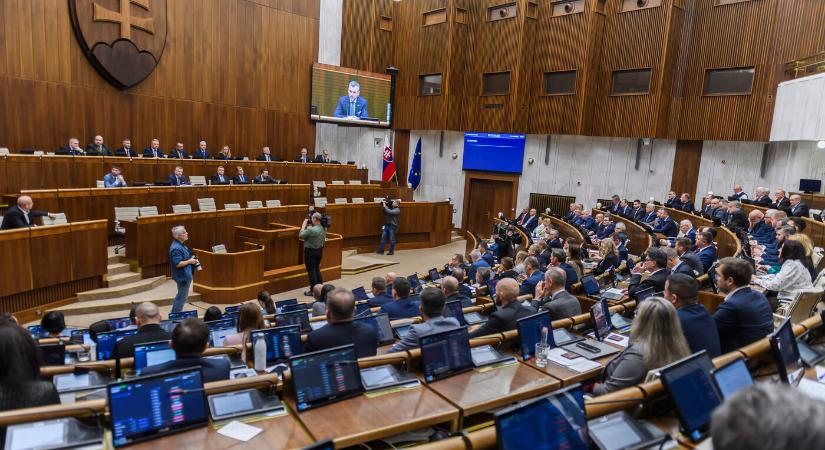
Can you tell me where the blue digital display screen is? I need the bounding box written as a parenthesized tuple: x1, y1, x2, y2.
(462, 132, 526, 174)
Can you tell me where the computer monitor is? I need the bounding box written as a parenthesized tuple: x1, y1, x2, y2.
(352, 286, 369, 301)
(107, 368, 208, 447)
(589, 299, 611, 341)
(96, 329, 139, 360)
(428, 268, 441, 281)
(221, 311, 239, 321)
(517, 311, 553, 360)
(224, 305, 241, 314)
(711, 358, 753, 401)
(70, 329, 92, 345)
(495, 384, 588, 450)
(275, 298, 298, 313)
(799, 178, 822, 193)
(274, 309, 311, 332)
(580, 275, 600, 297)
(419, 327, 473, 382)
(133, 341, 175, 375)
(634, 286, 655, 302)
(208, 325, 236, 348)
(205, 318, 235, 331)
(290, 345, 363, 411)
(770, 318, 804, 385)
(659, 351, 719, 442)
(353, 313, 394, 345)
(443, 300, 468, 326)
(251, 325, 303, 364)
(105, 317, 132, 330)
(39, 343, 66, 366)
(167, 310, 198, 321)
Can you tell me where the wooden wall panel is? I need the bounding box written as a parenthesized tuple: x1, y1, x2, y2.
(0, 0, 319, 159)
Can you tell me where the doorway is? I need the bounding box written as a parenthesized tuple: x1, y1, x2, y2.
(462, 172, 519, 238)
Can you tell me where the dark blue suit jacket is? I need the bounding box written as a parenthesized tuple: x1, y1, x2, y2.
(713, 287, 773, 353)
(641, 211, 657, 224)
(379, 296, 421, 320)
(333, 96, 368, 118)
(168, 174, 190, 186)
(695, 246, 717, 274)
(367, 293, 394, 308)
(558, 263, 578, 291)
(192, 149, 211, 159)
(142, 147, 165, 158)
(305, 321, 377, 359)
(653, 218, 678, 237)
(596, 223, 616, 240)
(141, 355, 231, 383)
(681, 201, 695, 213)
(168, 149, 190, 159)
(671, 261, 697, 277)
(519, 271, 544, 297)
(678, 303, 721, 358)
(749, 220, 773, 243)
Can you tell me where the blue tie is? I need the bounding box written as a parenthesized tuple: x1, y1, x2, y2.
(350, 101, 354, 116)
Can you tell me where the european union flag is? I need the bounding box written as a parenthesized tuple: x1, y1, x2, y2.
(408, 138, 422, 190)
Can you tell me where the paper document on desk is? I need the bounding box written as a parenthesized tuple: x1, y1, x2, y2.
(218, 421, 263, 442)
(546, 347, 602, 373)
(602, 288, 625, 297)
(798, 378, 825, 402)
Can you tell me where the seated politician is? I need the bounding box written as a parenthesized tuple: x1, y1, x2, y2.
(333, 80, 369, 119)
(210, 166, 230, 185)
(58, 137, 85, 155)
(168, 166, 190, 186)
(315, 148, 332, 163)
(256, 146, 275, 162)
(115, 139, 138, 157)
(379, 277, 420, 320)
(296, 148, 310, 163)
(142, 138, 164, 158)
(215, 145, 233, 160)
(103, 166, 127, 187)
(0, 195, 55, 230)
(141, 318, 230, 382)
(367, 277, 393, 307)
(469, 278, 535, 338)
(232, 167, 250, 185)
(532, 267, 581, 320)
(192, 141, 210, 159)
(86, 135, 111, 156)
(168, 142, 190, 159)
(304, 288, 378, 358)
(253, 169, 276, 184)
(388, 287, 460, 353)
(112, 302, 171, 359)
(627, 247, 668, 299)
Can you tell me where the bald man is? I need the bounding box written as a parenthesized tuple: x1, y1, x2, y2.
(469, 278, 536, 338)
(1, 195, 56, 230)
(747, 210, 773, 244)
(442, 276, 472, 307)
(113, 302, 172, 359)
(86, 135, 111, 156)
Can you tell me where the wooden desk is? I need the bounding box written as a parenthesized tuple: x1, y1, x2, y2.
(522, 350, 614, 387)
(423, 361, 560, 427)
(292, 386, 460, 448)
(323, 184, 412, 203)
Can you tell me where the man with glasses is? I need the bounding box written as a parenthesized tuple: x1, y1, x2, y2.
(627, 247, 668, 300)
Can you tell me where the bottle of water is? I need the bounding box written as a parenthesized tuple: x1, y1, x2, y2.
(88, 340, 97, 362)
(254, 333, 267, 372)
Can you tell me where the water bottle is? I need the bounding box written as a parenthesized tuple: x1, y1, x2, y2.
(254, 333, 267, 372)
(88, 340, 97, 362)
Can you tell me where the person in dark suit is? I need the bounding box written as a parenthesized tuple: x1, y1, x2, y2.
(168, 142, 190, 159)
(664, 274, 721, 358)
(449, 268, 474, 298)
(679, 193, 695, 213)
(546, 229, 564, 250)
(725, 203, 748, 229)
(593, 239, 620, 276)
(549, 249, 578, 291)
(665, 247, 697, 277)
(674, 238, 704, 276)
(0, 195, 55, 230)
(142, 139, 164, 158)
(628, 200, 645, 221)
(0, 320, 61, 413)
(304, 288, 378, 358)
(652, 209, 678, 237)
(605, 195, 621, 214)
(232, 167, 250, 185)
(256, 146, 275, 162)
(168, 166, 190, 186)
(748, 210, 774, 244)
(379, 278, 421, 320)
(628, 247, 668, 299)
(518, 257, 544, 297)
(752, 187, 772, 206)
(788, 194, 810, 218)
(532, 267, 581, 320)
(367, 277, 394, 307)
(574, 210, 596, 231)
(253, 169, 276, 184)
(58, 137, 85, 155)
(469, 278, 536, 338)
(664, 191, 681, 209)
(772, 189, 791, 210)
(712, 258, 773, 354)
(85, 135, 111, 156)
(333, 80, 369, 119)
(296, 148, 310, 163)
(729, 184, 748, 202)
(209, 166, 230, 185)
(694, 231, 717, 274)
(442, 276, 473, 308)
(640, 204, 657, 224)
(192, 141, 210, 160)
(315, 148, 332, 163)
(519, 208, 539, 233)
(595, 214, 616, 240)
(115, 139, 138, 157)
(141, 318, 230, 382)
(388, 287, 461, 352)
(113, 302, 172, 359)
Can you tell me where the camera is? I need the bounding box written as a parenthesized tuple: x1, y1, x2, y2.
(306, 206, 331, 229)
(383, 195, 395, 209)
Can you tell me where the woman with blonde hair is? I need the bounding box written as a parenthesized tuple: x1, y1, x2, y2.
(216, 145, 233, 160)
(513, 250, 528, 275)
(593, 297, 691, 395)
(594, 238, 619, 275)
(222, 303, 264, 359)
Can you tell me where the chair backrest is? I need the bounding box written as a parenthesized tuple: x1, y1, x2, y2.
(314, 197, 328, 208)
(197, 198, 217, 211)
(139, 206, 159, 216)
(247, 200, 263, 209)
(352, 197, 365, 204)
(374, 197, 385, 203)
(114, 207, 140, 225)
(41, 213, 68, 226)
(212, 244, 228, 253)
(813, 247, 824, 269)
(95, 180, 105, 188)
(330, 180, 345, 185)
(312, 181, 326, 189)
(334, 198, 347, 204)
(33, 150, 44, 156)
(224, 203, 241, 210)
(190, 175, 207, 186)
(172, 204, 193, 214)
(265, 200, 281, 208)
(774, 288, 824, 328)
(348, 180, 362, 185)
(0, 148, 9, 156)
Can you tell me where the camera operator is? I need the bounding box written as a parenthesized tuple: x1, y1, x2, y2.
(494, 222, 521, 259)
(377, 198, 400, 255)
(300, 211, 327, 296)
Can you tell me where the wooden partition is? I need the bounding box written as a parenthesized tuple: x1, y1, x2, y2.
(0, 154, 367, 194)
(0, 220, 107, 316)
(542, 214, 585, 243)
(666, 207, 741, 258)
(324, 184, 413, 202)
(594, 209, 653, 257)
(193, 246, 267, 304)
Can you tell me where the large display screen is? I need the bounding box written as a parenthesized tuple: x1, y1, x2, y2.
(462, 132, 526, 174)
(311, 63, 392, 127)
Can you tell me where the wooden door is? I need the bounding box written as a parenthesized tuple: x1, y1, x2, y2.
(465, 179, 515, 237)
(670, 140, 703, 200)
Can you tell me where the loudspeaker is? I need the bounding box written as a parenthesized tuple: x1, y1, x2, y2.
(439, 131, 444, 158)
(759, 142, 774, 178)
(545, 135, 552, 165)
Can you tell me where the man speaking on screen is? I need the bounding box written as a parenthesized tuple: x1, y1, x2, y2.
(334, 80, 369, 119)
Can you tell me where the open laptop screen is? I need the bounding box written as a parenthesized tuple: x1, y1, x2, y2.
(290, 345, 363, 411)
(770, 319, 804, 384)
(443, 300, 468, 326)
(517, 311, 553, 360)
(96, 329, 139, 360)
(352, 286, 369, 301)
(133, 341, 175, 375)
(251, 325, 303, 364)
(589, 299, 611, 341)
(711, 358, 753, 401)
(580, 275, 600, 296)
(495, 384, 588, 450)
(274, 310, 311, 332)
(167, 310, 198, 321)
(419, 327, 473, 382)
(659, 351, 719, 441)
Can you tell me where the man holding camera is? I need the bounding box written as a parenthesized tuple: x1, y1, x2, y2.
(377, 198, 401, 255)
(300, 212, 327, 296)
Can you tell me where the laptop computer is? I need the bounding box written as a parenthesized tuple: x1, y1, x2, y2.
(428, 268, 442, 284)
(107, 368, 208, 447)
(274, 309, 311, 332)
(495, 384, 588, 450)
(39, 343, 67, 367)
(580, 275, 601, 298)
(167, 310, 198, 321)
(133, 341, 176, 375)
(470, 345, 516, 368)
(393, 324, 412, 339)
(354, 301, 372, 318)
(659, 351, 718, 443)
(105, 317, 133, 330)
(486, 279, 499, 300)
(282, 303, 310, 313)
(224, 305, 241, 314)
(634, 286, 656, 302)
(352, 286, 369, 301)
(407, 274, 422, 292)
(517, 311, 552, 360)
(771, 318, 805, 385)
(443, 299, 487, 327)
(353, 313, 395, 345)
(562, 303, 621, 360)
(710, 357, 753, 402)
(251, 325, 303, 365)
(275, 298, 298, 314)
(52, 371, 110, 394)
(419, 327, 474, 382)
(69, 329, 92, 346)
(290, 345, 363, 411)
(96, 329, 139, 360)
